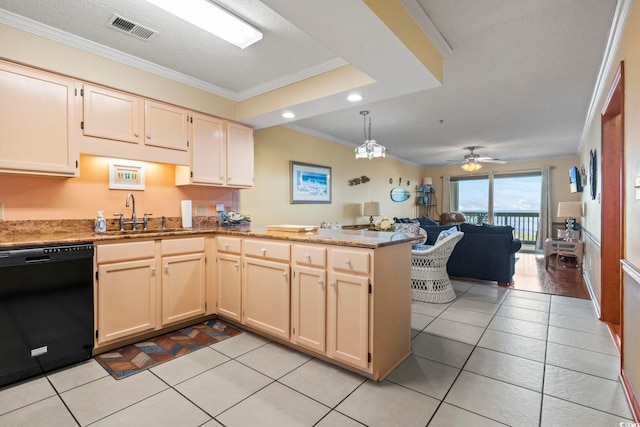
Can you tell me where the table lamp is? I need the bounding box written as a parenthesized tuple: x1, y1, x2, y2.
(557, 201, 583, 241)
(363, 201, 380, 229)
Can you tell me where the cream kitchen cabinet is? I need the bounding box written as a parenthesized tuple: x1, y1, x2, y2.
(79, 84, 189, 165)
(176, 118, 254, 188)
(0, 60, 79, 177)
(216, 237, 243, 321)
(291, 245, 327, 353)
(95, 237, 208, 348)
(226, 121, 254, 187)
(327, 248, 370, 370)
(95, 241, 157, 345)
(144, 100, 189, 152)
(81, 84, 143, 145)
(242, 239, 291, 340)
(160, 237, 206, 326)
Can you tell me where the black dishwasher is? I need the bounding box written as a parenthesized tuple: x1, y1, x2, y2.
(0, 243, 94, 387)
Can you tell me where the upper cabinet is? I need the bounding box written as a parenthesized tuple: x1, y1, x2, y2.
(176, 118, 254, 188)
(144, 100, 189, 152)
(82, 84, 143, 144)
(79, 84, 189, 165)
(0, 60, 79, 177)
(226, 122, 254, 187)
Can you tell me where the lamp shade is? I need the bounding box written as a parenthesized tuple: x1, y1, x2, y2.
(557, 201, 583, 218)
(422, 177, 433, 186)
(363, 201, 380, 217)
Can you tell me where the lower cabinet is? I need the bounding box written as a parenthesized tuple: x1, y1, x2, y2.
(243, 257, 290, 340)
(95, 241, 157, 345)
(291, 265, 326, 352)
(160, 238, 206, 326)
(326, 271, 369, 369)
(217, 253, 242, 321)
(94, 237, 206, 348)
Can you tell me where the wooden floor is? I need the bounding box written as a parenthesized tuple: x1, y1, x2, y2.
(507, 251, 590, 299)
(456, 251, 590, 299)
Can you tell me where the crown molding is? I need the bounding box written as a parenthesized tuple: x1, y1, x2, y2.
(399, 0, 452, 57)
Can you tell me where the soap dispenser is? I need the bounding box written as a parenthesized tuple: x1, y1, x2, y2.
(95, 211, 106, 233)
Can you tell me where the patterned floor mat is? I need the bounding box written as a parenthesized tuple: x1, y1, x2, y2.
(94, 319, 242, 379)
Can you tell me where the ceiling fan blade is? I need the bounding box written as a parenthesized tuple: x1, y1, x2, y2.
(446, 160, 467, 165)
(478, 158, 507, 164)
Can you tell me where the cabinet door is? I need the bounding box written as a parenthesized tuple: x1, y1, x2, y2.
(243, 257, 290, 339)
(191, 113, 225, 185)
(292, 266, 326, 352)
(144, 100, 189, 151)
(0, 61, 78, 176)
(226, 122, 254, 187)
(161, 252, 206, 326)
(82, 84, 142, 144)
(217, 253, 242, 321)
(327, 271, 369, 370)
(97, 259, 157, 344)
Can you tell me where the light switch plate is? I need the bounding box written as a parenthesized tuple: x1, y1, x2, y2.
(216, 203, 225, 212)
(195, 205, 206, 216)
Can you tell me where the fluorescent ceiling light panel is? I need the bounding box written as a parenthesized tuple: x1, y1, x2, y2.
(145, 0, 262, 49)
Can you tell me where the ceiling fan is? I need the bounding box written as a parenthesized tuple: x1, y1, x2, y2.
(448, 146, 506, 172)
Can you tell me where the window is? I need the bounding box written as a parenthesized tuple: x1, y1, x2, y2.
(450, 172, 541, 244)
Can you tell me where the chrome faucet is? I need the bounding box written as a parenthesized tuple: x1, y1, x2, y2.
(126, 193, 137, 230)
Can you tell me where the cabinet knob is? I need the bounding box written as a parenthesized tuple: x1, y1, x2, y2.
(234, 263, 239, 270)
(261, 248, 266, 254)
(304, 254, 310, 259)
(224, 243, 229, 249)
(164, 265, 169, 273)
(282, 272, 287, 278)
(151, 266, 156, 274)
(344, 259, 351, 265)
(330, 281, 335, 287)
(146, 134, 151, 139)
(134, 132, 139, 137)
(317, 279, 323, 285)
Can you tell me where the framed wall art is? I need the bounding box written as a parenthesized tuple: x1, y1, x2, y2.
(290, 161, 332, 204)
(109, 160, 145, 190)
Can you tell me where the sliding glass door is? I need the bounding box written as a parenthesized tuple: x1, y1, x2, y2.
(450, 172, 541, 245)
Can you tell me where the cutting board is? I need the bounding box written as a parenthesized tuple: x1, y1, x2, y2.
(266, 225, 319, 232)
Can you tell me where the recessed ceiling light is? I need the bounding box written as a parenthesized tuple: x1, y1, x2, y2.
(282, 112, 295, 119)
(347, 94, 363, 102)
(145, 0, 262, 49)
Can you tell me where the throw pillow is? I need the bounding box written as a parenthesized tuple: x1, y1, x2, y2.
(418, 216, 439, 228)
(423, 225, 459, 245)
(435, 226, 458, 244)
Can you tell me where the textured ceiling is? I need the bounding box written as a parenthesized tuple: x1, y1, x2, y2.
(0, 0, 618, 167)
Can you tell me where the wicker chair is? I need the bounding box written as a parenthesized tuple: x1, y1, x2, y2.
(411, 231, 464, 303)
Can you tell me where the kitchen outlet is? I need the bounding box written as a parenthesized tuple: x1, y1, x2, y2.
(195, 205, 206, 216)
(216, 203, 225, 212)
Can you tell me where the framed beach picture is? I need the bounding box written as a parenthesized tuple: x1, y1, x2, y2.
(290, 161, 332, 204)
(109, 159, 145, 190)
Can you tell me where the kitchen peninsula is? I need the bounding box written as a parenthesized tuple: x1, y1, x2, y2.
(0, 220, 416, 381)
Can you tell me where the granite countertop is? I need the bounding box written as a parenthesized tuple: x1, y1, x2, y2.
(0, 220, 420, 249)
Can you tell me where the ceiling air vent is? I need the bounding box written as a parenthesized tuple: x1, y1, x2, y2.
(108, 15, 158, 40)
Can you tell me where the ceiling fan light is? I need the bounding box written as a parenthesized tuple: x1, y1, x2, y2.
(461, 161, 482, 172)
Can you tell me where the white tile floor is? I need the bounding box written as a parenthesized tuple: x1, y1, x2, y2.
(0, 281, 635, 426)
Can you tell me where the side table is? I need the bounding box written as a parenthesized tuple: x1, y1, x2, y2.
(545, 238, 583, 271)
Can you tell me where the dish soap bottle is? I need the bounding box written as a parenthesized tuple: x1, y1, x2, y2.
(95, 211, 106, 233)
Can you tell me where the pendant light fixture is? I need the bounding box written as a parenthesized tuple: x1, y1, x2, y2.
(355, 111, 386, 160)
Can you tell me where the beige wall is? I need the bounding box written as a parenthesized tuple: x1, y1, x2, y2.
(240, 126, 427, 226)
(0, 24, 237, 120)
(422, 157, 582, 224)
(0, 155, 238, 220)
(579, 0, 640, 411)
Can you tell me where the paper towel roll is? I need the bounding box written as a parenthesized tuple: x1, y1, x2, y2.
(181, 200, 192, 229)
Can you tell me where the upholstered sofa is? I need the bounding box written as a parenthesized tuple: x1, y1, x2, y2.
(398, 217, 521, 285)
